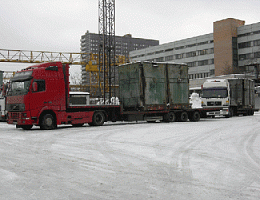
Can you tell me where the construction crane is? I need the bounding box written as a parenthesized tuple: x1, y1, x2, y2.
(98, 0, 116, 103)
(0, 49, 88, 64)
(0, 49, 126, 93)
(85, 53, 126, 97)
(0, 49, 92, 90)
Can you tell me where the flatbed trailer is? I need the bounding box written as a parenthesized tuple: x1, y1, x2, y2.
(6, 62, 222, 130)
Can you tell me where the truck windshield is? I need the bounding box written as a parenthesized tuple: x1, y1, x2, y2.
(7, 80, 31, 96)
(7, 70, 33, 96)
(202, 88, 228, 98)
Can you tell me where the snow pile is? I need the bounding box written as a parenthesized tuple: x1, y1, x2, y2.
(189, 92, 202, 108)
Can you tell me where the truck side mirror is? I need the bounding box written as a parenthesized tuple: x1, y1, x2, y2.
(33, 82, 38, 92)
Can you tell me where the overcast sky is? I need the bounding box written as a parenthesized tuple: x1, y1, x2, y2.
(1, 0, 260, 73)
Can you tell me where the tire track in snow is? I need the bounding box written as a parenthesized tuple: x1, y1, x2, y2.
(172, 116, 260, 199)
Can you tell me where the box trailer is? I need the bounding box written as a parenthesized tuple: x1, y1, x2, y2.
(201, 78, 255, 117)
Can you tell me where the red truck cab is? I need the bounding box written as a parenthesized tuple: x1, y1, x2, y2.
(6, 62, 94, 130)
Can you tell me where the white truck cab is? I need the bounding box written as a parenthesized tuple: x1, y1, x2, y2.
(201, 79, 230, 117)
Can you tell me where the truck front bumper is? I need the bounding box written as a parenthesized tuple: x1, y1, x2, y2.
(206, 107, 229, 116)
(8, 112, 35, 125)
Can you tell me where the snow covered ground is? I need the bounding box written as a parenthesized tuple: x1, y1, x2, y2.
(1, 113, 260, 200)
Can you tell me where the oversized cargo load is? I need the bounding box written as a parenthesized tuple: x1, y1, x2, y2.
(119, 62, 189, 111)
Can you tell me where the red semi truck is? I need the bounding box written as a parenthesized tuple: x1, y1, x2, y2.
(6, 62, 220, 130)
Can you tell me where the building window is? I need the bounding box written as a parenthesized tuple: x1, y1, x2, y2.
(165, 55, 174, 61)
(186, 43, 197, 48)
(198, 60, 208, 66)
(239, 53, 253, 60)
(187, 62, 197, 67)
(165, 48, 174, 52)
(175, 46, 184, 50)
(253, 30, 260, 35)
(197, 41, 208, 46)
(254, 52, 260, 58)
(204, 73, 209, 78)
(209, 59, 214, 65)
(156, 57, 164, 62)
(156, 50, 164, 54)
(175, 54, 184, 59)
(186, 51, 196, 58)
(198, 49, 208, 56)
(253, 39, 260, 46)
(209, 48, 214, 54)
(238, 42, 251, 49)
(238, 33, 251, 37)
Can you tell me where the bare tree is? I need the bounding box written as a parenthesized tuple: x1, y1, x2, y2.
(221, 61, 245, 75)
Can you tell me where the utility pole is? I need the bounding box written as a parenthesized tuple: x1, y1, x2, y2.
(98, 0, 115, 104)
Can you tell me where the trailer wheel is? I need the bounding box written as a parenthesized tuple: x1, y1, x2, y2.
(163, 112, 176, 122)
(190, 111, 200, 122)
(179, 111, 188, 122)
(90, 111, 105, 126)
(40, 114, 56, 130)
(168, 112, 176, 122)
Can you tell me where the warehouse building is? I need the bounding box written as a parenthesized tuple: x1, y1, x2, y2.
(80, 31, 159, 85)
(130, 18, 260, 79)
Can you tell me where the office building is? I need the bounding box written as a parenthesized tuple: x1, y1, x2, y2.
(130, 18, 260, 79)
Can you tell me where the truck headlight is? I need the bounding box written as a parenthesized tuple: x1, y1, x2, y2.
(223, 100, 229, 106)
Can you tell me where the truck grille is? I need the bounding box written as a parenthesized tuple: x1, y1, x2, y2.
(207, 101, 222, 106)
(10, 112, 19, 119)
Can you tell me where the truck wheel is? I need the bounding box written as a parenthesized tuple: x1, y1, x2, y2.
(40, 114, 56, 130)
(21, 125, 33, 130)
(179, 112, 188, 122)
(225, 108, 233, 118)
(190, 111, 200, 122)
(163, 112, 176, 122)
(90, 111, 105, 126)
(168, 112, 176, 122)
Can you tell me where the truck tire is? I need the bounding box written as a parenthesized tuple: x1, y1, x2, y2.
(40, 114, 56, 130)
(248, 109, 254, 116)
(179, 112, 188, 122)
(89, 111, 105, 126)
(190, 111, 200, 122)
(225, 108, 233, 118)
(163, 112, 176, 122)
